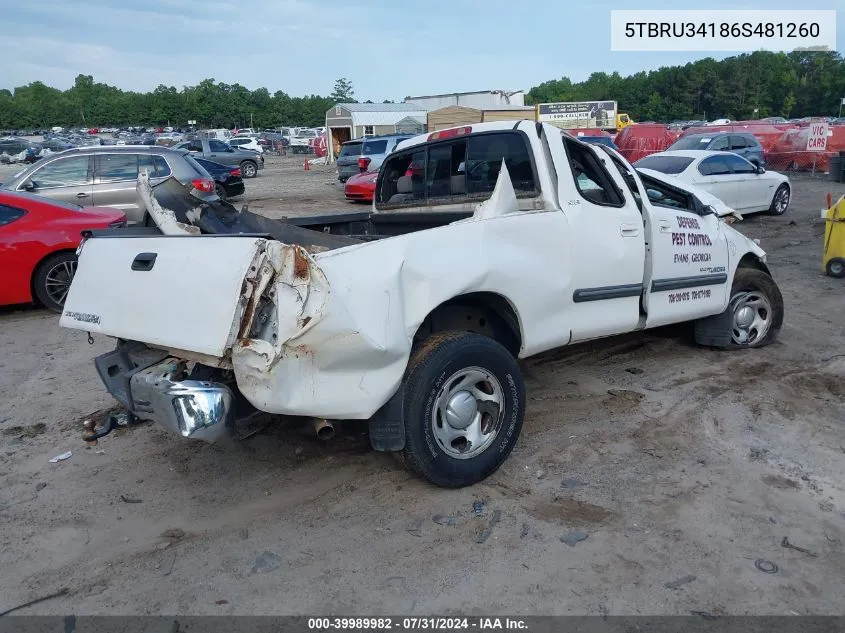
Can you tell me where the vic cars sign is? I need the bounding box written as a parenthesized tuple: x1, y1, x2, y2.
(806, 121, 829, 151)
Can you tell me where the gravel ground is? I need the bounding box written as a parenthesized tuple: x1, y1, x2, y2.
(1, 160, 844, 616)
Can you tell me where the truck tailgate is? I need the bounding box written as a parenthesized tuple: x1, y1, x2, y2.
(60, 236, 266, 358)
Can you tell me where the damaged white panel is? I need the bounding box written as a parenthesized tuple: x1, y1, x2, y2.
(230, 173, 576, 420)
(137, 171, 201, 235)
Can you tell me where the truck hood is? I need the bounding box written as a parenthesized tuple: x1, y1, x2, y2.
(636, 168, 742, 220)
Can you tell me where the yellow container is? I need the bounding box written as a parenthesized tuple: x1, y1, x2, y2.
(823, 194, 845, 278)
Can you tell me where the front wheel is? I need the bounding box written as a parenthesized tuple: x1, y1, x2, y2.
(826, 258, 845, 279)
(33, 252, 77, 313)
(240, 161, 257, 178)
(768, 183, 790, 216)
(727, 268, 784, 349)
(400, 332, 525, 488)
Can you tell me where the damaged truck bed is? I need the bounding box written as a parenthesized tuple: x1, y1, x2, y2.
(60, 121, 783, 487)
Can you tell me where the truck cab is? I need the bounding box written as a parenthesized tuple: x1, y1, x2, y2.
(617, 113, 633, 132)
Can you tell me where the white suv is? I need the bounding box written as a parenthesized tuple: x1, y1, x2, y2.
(228, 137, 264, 154)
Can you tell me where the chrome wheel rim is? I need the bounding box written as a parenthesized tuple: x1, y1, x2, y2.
(431, 366, 504, 459)
(830, 261, 844, 276)
(775, 187, 789, 213)
(243, 164, 256, 177)
(730, 290, 772, 345)
(45, 259, 77, 306)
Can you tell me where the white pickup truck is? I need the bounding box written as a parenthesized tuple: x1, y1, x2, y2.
(60, 121, 784, 488)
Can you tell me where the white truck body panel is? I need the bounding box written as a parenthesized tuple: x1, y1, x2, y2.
(60, 119, 771, 424)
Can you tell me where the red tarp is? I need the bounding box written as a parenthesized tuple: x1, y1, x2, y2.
(678, 123, 796, 155)
(615, 124, 682, 162)
(768, 125, 845, 172)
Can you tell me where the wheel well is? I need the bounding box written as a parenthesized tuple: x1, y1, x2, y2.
(30, 248, 77, 305)
(737, 253, 771, 276)
(414, 292, 523, 356)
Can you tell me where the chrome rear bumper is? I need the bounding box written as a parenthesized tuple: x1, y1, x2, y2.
(129, 360, 235, 442)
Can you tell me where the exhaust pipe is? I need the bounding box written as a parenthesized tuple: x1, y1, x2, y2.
(313, 418, 335, 441)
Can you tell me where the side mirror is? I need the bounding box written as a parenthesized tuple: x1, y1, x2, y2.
(756, 165, 765, 174)
(22, 179, 35, 191)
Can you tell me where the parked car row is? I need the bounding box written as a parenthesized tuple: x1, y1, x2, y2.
(0, 144, 253, 313)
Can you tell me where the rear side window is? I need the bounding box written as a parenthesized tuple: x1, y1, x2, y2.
(0, 204, 26, 226)
(729, 135, 747, 150)
(139, 154, 172, 178)
(376, 132, 539, 209)
(339, 142, 363, 157)
(96, 154, 139, 182)
(634, 155, 694, 174)
(698, 156, 733, 176)
(209, 140, 229, 152)
(363, 140, 388, 155)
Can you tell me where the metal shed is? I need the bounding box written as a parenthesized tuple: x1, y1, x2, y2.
(325, 103, 427, 162)
(395, 116, 427, 135)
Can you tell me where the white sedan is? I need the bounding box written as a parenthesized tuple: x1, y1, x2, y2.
(634, 150, 791, 216)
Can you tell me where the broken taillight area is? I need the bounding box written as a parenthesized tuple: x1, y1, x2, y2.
(191, 178, 215, 193)
(358, 157, 371, 171)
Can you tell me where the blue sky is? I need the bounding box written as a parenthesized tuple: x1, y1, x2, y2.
(2, 0, 842, 99)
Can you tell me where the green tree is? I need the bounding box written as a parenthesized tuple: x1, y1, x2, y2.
(330, 77, 355, 103)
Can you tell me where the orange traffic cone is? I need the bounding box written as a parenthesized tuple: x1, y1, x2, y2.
(303, 159, 310, 171)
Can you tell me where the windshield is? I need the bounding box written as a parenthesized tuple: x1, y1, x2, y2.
(668, 136, 711, 150)
(363, 140, 388, 155)
(339, 142, 363, 157)
(633, 155, 695, 174)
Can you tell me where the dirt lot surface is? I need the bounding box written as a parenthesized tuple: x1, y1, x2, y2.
(1, 157, 844, 616)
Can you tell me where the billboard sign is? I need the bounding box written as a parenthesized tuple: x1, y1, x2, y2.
(536, 101, 618, 129)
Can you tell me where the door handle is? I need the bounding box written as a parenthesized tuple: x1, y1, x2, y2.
(76, 192, 89, 198)
(657, 221, 672, 233)
(620, 222, 640, 237)
(131, 252, 157, 272)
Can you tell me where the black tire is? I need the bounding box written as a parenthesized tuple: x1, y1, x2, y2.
(726, 268, 784, 349)
(214, 184, 228, 201)
(826, 258, 845, 279)
(240, 161, 258, 178)
(400, 331, 525, 488)
(33, 252, 77, 313)
(768, 183, 790, 215)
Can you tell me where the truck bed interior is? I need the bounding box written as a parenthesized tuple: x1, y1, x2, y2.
(88, 177, 475, 253)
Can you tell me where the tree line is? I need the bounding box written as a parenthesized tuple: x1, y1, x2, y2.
(0, 51, 842, 130)
(526, 51, 845, 121)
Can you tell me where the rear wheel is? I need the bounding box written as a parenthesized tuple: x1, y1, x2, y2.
(240, 161, 257, 178)
(399, 332, 525, 488)
(768, 183, 790, 215)
(727, 268, 784, 349)
(33, 252, 77, 313)
(214, 184, 228, 201)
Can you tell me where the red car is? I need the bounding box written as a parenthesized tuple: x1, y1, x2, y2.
(0, 191, 126, 313)
(344, 170, 378, 203)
